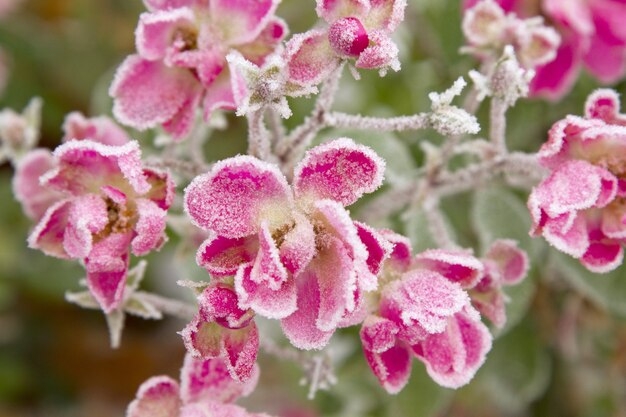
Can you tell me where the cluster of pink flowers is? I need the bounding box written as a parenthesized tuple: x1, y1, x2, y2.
(128, 354, 269, 417)
(13, 113, 174, 312)
(464, 0, 626, 99)
(528, 89, 626, 273)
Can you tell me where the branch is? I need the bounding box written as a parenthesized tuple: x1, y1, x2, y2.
(140, 293, 196, 320)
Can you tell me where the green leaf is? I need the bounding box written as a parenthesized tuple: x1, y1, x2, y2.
(549, 252, 626, 319)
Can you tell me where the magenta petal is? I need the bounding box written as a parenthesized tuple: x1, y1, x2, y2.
(209, 0, 280, 46)
(530, 35, 582, 100)
(251, 222, 288, 290)
(484, 239, 529, 285)
(414, 249, 484, 289)
(360, 315, 399, 353)
(580, 240, 624, 273)
(163, 88, 203, 141)
(366, 0, 407, 32)
(198, 285, 254, 330)
(110, 55, 202, 132)
(182, 317, 223, 359)
(279, 213, 315, 276)
(585, 88, 626, 125)
(281, 272, 334, 350)
(12, 149, 62, 221)
(63, 194, 108, 259)
(184, 155, 292, 239)
(127, 376, 182, 417)
(543, 212, 590, 258)
(294, 138, 385, 207)
(355, 31, 400, 71)
(143, 0, 198, 11)
(363, 341, 412, 394)
(180, 354, 259, 404)
(202, 70, 237, 121)
(355, 221, 392, 277)
(143, 168, 176, 210)
(196, 235, 257, 277)
(62, 112, 129, 146)
(44, 140, 151, 196)
(132, 198, 168, 256)
(85, 232, 132, 313)
(221, 321, 260, 382)
(285, 29, 339, 87)
(583, 34, 626, 84)
(315, 0, 369, 23)
(236, 17, 288, 66)
(136, 8, 196, 61)
(28, 199, 72, 259)
(379, 229, 413, 271)
(234, 263, 297, 320)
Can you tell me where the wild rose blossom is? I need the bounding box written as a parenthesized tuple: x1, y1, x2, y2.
(184, 138, 386, 350)
(18, 139, 174, 312)
(360, 231, 493, 393)
(127, 354, 270, 417)
(284, 0, 407, 89)
(528, 89, 626, 272)
(464, 0, 626, 99)
(181, 284, 259, 382)
(109, 0, 286, 140)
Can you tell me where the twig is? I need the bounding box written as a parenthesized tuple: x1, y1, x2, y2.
(325, 112, 432, 131)
(140, 293, 196, 320)
(247, 109, 272, 161)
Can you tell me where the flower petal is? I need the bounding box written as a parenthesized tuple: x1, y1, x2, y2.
(414, 249, 484, 289)
(365, 0, 407, 32)
(355, 31, 400, 72)
(110, 55, 202, 133)
(132, 198, 168, 256)
(28, 199, 72, 259)
(196, 235, 257, 277)
(236, 17, 289, 65)
(315, 0, 370, 23)
(62, 112, 129, 146)
(285, 29, 339, 87)
(135, 8, 196, 61)
(379, 229, 413, 271)
(235, 263, 297, 320)
(580, 240, 624, 273)
(198, 285, 254, 330)
(363, 341, 412, 394)
(127, 376, 182, 417)
(222, 321, 260, 382)
(543, 212, 590, 258)
(355, 221, 392, 277)
(210, 0, 280, 46)
(251, 222, 288, 289)
(184, 155, 292, 238)
(12, 149, 62, 221)
(294, 138, 385, 207)
(584, 88, 626, 125)
(202, 70, 237, 121)
(63, 194, 108, 259)
(143, 168, 176, 210)
(530, 35, 582, 101)
(279, 212, 316, 276)
(483, 239, 529, 285)
(360, 314, 399, 353)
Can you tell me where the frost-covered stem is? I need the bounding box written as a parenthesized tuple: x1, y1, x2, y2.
(248, 109, 272, 161)
(146, 157, 211, 178)
(267, 107, 286, 145)
(140, 293, 196, 320)
(325, 112, 432, 132)
(489, 97, 508, 153)
(278, 64, 344, 171)
(259, 338, 337, 400)
(423, 197, 458, 249)
(189, 124, 211, 166)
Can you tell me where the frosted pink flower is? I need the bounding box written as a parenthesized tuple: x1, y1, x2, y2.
(360, 231, 492, 393)
(127, 354, 270, 417)
(528, 89, 626, 272)
(23, 140, 175, 312)
(184, 138, 386, 350)
(285, 0, 407, 88)
(62, 112, 130, 146)
(110, 0, 286, 140)
(470, 239, 529, 327)
(465, 0, 626, 99)
(181, 284, 259, 382)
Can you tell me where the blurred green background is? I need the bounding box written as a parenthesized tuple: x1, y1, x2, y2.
(1, 1, 626, 416)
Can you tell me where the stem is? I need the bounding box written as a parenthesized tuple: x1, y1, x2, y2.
(422, 197, 458, 249)
(325, 112, 431, 132)
(489, 97, 508, 154)
(145, 157, 211, 178)
(140, 293, 196, 320)
(247, 109, 272, 161)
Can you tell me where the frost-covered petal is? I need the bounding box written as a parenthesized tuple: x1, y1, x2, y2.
(580, 240, 624, 273)
(221, 321, 259, 382)
(315, 0, 369, 23)
(202, 70, 237, 121)
(413, 308, 492, 389)
(584, 88, 626, 125)
(43, 140, 151, 196)
(28, 199, 72, 259)
(110, 55, 202, 133)
(196, 235, 257, 277)
(281, 272, 334, 350)
(355, 31, 400, 71)
(279, 213, 315, 276)
(251, 222, 288, 290)
(182, 318, 223, 359)
(414, 249, 484, 289)
(462, 0, 506, 46)
(127, 376, 182, 417)
(363, 341, 412, 394)
(328, 17, 370, 58)
(542, 212, 590, 258)
(234, 263, 297, 320)
(285, 30, 339, 87)
(379, 229, 413, 271)
(143, 0, 198, 11)
(583, 33, 626, 84)
(132, 198, 168, 256)
(365, 0, 407, 33)
(184, 155, 293, 238)
(180, 401, 269, 417)
(85, 232, 132, 313)
(180, 354, 259, 404)
(236, 17, 289, 65)
(62, 112, 129, 146)
(210, 0, 280, 46)
(294, 138, 385, 207)
(63, 194, 108, 259)
(360, 315, 399, 353)
(484, 239, 529, 285)
(143, 168, 176, 210)
(135, 8, 196, 61)
(12, 149, 62, 220)
(355, 221, 391, 277)
(530, 35, 581, 100)
(198, 285, 254, 330)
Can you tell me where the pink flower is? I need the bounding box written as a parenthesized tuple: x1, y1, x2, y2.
(62, 112, 130, 146)
(22, 140, 175, 312)
(360, 231, 492, 393)
(181, 284, 259, 382)
(110, 0, 286, 140)
(127, 354, 270, 417)
(285, 0, 407, 88)
(470, 239, 529, 327)
(464, 0, 626, 99)
(528, 89, 626, 272)
(184, 138, 386, 350)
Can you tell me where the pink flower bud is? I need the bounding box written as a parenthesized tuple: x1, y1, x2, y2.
(328, 17, 370, 57)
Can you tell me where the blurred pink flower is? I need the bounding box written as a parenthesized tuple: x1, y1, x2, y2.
(528, 89, 626, 272)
